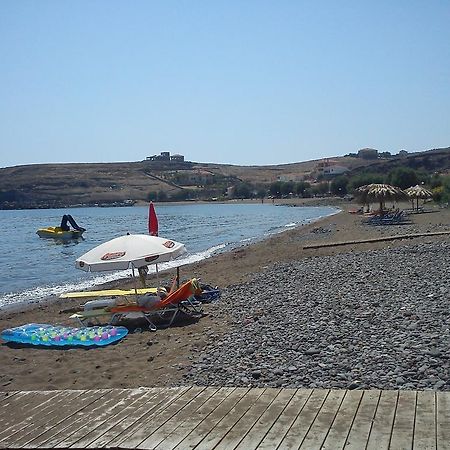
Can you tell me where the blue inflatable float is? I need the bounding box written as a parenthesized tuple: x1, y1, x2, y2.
(1, 323, 128, 347)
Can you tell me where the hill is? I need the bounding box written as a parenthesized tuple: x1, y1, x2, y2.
(346, 147, 450, 177)
(0, 147, 448, 209)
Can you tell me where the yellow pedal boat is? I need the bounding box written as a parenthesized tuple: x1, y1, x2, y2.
(36, 226, 84, 239)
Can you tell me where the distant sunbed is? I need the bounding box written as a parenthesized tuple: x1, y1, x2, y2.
(364, 210, 411, 226)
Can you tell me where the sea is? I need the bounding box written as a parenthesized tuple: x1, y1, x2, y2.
(0, 203, 338, 309)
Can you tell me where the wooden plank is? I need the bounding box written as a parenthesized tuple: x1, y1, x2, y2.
(0, 391, 18, 405)
(0, 390, 86, 447)
(56, 388, 156, 448)
(414, 390, 436, 450)
(0, 390, 69, 442)
(366, 390, 398, 450)
(213, 388, 281, 450)
(173, 388, 250, 450)
(436, 392, 450, 450)
(21, 389, 113, 448)
(303, 230, 450, 249)
(234, 389, 297, 450)
(191, 388, 265, 450)
(0, 392, 22, 428)
(71, 388, 160, 448)
(50, 389, 134, 448)
(0, 391, 57, 427)
(300, 389, 346, 449)
(0, 391, 38, 427)
(0, 390, 28, 409)
(136, 387, 220, 449)
(87, 387, 189, 448)
(277, 389, 329, 450)
(321, 390, 364, 449)
(0, 387, 445, 450)
(0, 422, 34, 447)
(110, 387, 203, 448)
(344, 390, 381, 450)
(389, 390, 417, 450)
(257, 389, 312, 450)
(153, 387, 235, 450)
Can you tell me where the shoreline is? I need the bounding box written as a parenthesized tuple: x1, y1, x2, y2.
(0, 200, 449, 391)
(0, 201, 340, 315)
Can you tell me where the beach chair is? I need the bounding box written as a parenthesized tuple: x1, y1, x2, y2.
(194, 282, 221, 303)
(364, 210, 410, 226)
(71, 279, 204, 331)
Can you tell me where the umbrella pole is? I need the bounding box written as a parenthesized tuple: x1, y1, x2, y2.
(131, 265, 138, 296)
(156, 263, 161, 294)
(177, 266, 180, 289)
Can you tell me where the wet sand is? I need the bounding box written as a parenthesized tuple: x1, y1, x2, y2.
(0, 199, 448, 391)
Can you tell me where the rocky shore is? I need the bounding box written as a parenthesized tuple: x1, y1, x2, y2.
(182, 241, 450, 390)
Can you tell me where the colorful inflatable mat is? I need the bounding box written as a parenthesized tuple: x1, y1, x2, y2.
(0, 323, 128, 347)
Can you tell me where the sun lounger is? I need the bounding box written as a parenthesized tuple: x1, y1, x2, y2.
(364, 210, 411, 226)
(61, 287, 162, 299)
(70, 279, 204, 331)
(70, 308, 116, 325)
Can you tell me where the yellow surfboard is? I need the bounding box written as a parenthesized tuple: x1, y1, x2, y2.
(60, 287, 164, 299)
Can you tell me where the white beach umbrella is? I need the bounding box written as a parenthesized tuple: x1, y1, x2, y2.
(355, 183, 407, 213)
(405, 185, 433, 211)
(76, 234, 187, 272)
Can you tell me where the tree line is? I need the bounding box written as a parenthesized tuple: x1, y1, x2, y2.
(147, 167, 450, 204)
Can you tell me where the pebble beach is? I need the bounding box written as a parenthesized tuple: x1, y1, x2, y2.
(0, 199, 449, 392)
(183, 241, 450, 391)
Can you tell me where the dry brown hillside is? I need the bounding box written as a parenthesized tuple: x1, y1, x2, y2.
(0, 148, 448, 209)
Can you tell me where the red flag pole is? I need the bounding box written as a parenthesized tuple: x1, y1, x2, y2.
(148, 201, 160, 289)
(148, 201, 159, 236)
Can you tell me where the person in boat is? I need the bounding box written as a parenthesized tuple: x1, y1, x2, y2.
(60, 214, 86, 232)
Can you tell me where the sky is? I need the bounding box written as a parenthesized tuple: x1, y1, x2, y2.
(0, 1, 449, 168)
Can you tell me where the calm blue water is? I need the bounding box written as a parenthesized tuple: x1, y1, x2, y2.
(0, 203, 338, 308)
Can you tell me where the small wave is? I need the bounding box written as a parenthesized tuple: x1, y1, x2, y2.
(0, 271, 134, 308)
(143, 243, 228, 270)
(177, 243, 228, 265)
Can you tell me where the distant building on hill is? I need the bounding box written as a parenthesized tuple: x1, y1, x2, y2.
(322, 165, 349, 176)
(170, 153, 185, 162)
(146, 151, 185, 162)
(315, 159, 349, 177)
(358, 148, 379, 159)
(172, 169, 214, 186)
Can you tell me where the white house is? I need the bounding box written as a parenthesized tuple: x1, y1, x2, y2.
(322, 165, 349, 176)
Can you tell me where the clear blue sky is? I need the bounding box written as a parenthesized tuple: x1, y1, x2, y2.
(1, 1, 449, 168)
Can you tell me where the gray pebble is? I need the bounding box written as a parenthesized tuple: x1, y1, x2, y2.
(179, 242, 450, 391)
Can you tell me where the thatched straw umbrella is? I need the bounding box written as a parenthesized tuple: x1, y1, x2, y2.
(355, 183, 407, 214)
(405, 185, 433, 211)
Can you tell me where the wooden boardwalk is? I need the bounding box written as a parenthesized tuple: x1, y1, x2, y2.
(1, 387, 449, 449)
